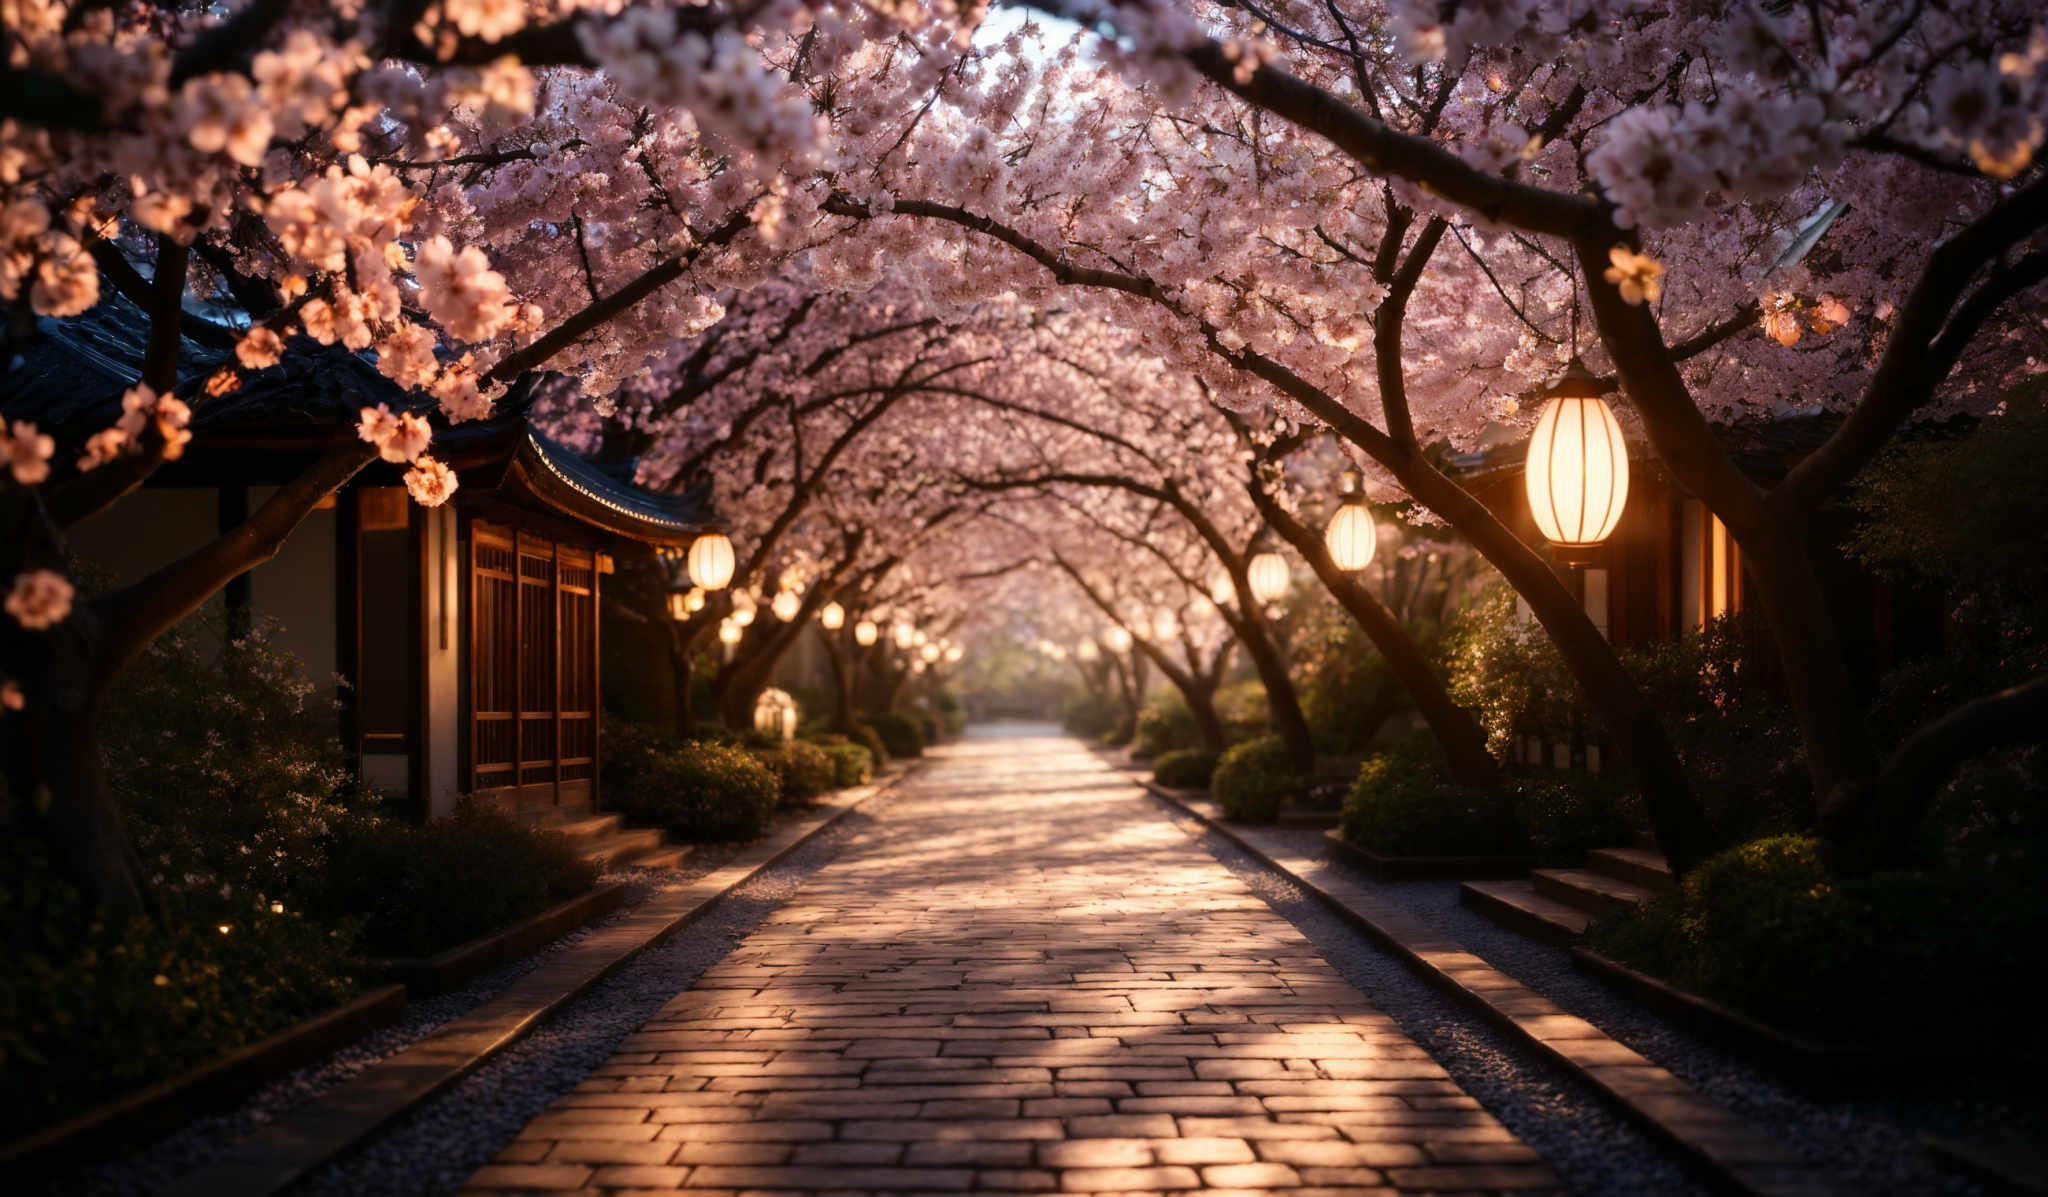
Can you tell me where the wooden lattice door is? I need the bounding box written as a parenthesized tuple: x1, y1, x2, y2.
(469, 520, 600, 811)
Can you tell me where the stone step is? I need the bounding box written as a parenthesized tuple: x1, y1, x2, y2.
(1459, 880, 1592, 945)
(577, 827, 666, 868)
(621, 844, 694, 870)
(551, 812, 626, 843)
(1532, 866, 1662, 917)
(1584, 846, 1674, 893)
(520, 800, 596, 828)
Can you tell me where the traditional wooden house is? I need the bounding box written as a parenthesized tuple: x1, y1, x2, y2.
(6, 297, 715, 822)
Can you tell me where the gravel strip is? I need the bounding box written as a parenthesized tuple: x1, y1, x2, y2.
(285, 792, 898, 1197)
(1259, 824, 2044, 1197)
(46, 806, 816, 1197)
(1158, 803, 1713, 1197)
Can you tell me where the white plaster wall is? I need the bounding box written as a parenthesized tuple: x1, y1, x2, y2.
(423, 505, 463, 818)
(247, 487, 338, 726)
(68, 487, 221, 608)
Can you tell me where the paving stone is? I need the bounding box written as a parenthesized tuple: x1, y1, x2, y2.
(460, 738, 1554, 1195)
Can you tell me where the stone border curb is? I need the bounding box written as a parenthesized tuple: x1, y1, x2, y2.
(1, 985, 408, 1180)
(371, 882, 629, 996)
(1322, 826, 1537, 880)
(161, 763, 923, 1197)
(1143, 779, 1846, 1197)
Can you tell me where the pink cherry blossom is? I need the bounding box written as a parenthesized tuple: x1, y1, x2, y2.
(6, 569, 74, 630)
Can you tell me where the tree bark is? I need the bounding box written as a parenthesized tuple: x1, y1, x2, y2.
(1250, 485, 1498, 789)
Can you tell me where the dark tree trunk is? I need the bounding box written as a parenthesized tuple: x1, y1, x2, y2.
(1231, 611, 1316, 770)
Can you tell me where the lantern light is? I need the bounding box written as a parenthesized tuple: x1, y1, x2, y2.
(667, 592, 689, 621)
(1209, 569, 1234, 606)
(730, 595, 756, 627)
(912, 628, 929, 647)
(1104, 625, 1133, 653)
(1325, 468, 1378, 571)
(771, 589, 802, 621)
(687, 533, 736, 590)
(686, 587, 705, 613)
(718, 620, 744, 646)
(820, 601, 845, 630)
(944, 644, 964, 663)
(920, 642, 942, 663)
(1077, 640, 1100, 662)
(854, 619, 879, 647)
(912, 659, 928, 674)
(1525, 364, 1629, 556)
(1247, 552, 1291, 603)
(1152, 610, 1178, 641)
(893, 622, 916, 649)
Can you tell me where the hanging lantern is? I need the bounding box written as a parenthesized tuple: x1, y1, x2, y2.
(944, 644, 964, 663)
(667, 591, 689, 620)
(1324, 468, 1378, 571)
(893, 622, 916, 649)
(919, 641, 942, 663)
(771, 589, 802, 621)
(730, 594, 756, 627)
(854, 619, 879, 647)
(1152, 610, 1178, 641)
(1247, 552, 1291, 603)
(820, 601, 845, 630)
(1209, 568, 1234, 606)
(1525, 363, 1629, 557)
(687, 532, 736, 590)
(685, 587, 705, 613)
(912, 628, 929, 647)
(718, 619, 744, 646)
(1104, 625, 1133, 653)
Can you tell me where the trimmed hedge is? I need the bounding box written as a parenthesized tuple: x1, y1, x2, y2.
(1592, 835, 2048, 1044)
(1152, 748, 1220, 790)
(600, 722, 780, 840)
(1339, 744, 1517, 857)
(751, 740, 837, 803)
(309, 800, 598, 957)
(1135, 698, 1203, 759)
(806, 738, 875, 787)
(862, 711, 925, 759)
(1210, 736, 1308, 822)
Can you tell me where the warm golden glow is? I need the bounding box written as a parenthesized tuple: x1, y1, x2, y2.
(667, 591, 689, 621)
(1104, 625, 1133, 653)
(1247, 552, 1290, 603)
(1525, 395, 1629, 550)
(920, 642, 942, 663)
(894, 622, 917, 649)
(771, 589, 802, 621)
(854, 619, 879, 646)
(820, 601, 845, 630)
(1325, 502, 1378, 571)
(687, 532, 736, 589)
(718, 620, 744, 645)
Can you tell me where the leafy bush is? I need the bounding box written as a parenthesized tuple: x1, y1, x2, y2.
(1592, 835, 2048, 1044)
(1339, 741, 1520, 857)
(1152, 748, 1220, 790)
(1513, 777, 1642, 866)
(862, 711, 925, 759)
(1211, 736, 1309, 822)
(1300, 626, 1406, 754)
(307, 800, 597, 957)
(1060, 691, 1122, 740)
(816, 740, 874, 787)
(1213, 680, 1272, 743)
(0, 814, 360, 1129)
(936, 691, 967, 736)
(751, 740, 837, 803)
(845, 720, 889, 766)
(1135, 696, 1204, 758)
(600, 722, 779, 840)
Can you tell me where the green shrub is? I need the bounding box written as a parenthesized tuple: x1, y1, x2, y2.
(1152, 748, 1220, 790)
(751, 740, 837, 803)
(816, 740, 874, 787)
(688, 721, 741, 746)
(0, 825, 360, 1129)
(845, 721, 889, 765)
(308, 800, 597, 957)
(1512, 777, 1642, 866)
(936, 691, 968, 736)
(1210, 736, 1308, 822)
(601, 722, 779, 840)
(1060, 692, 1122, 739)
(863, 711, 925, 759)
(1592, 835, 2048, 1043)
(1135, 696, 1203, 758)
(1339, 742, 1520, 857)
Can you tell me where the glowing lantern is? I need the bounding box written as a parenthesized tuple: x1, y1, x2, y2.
(920, 641, 942, 663)
(730, 594, 756, 627)
(820, 601, 845, 630)
(687, 532, 735, 590)
(667, 591, 689, 620)
(912, 628, 929, 647)
(1152, 610, 1178, 641)
(1324, 469, 1378, 570)
(944, 644, 964, 663)
(854, 619, 879, 646)
(1209, 569, 1234, 605)
(1525, 365, 1629, 556)
(685, 587, 705, 613)
(893, 622, 916, 649)
(753, 688, 798, 741)
(771, 589, 801, 621)
(1247, 552, 1291, 603)
(718, 620, 743, 646)
(1077, 639, 1100, 662)
(1104, 625, 1133, 653)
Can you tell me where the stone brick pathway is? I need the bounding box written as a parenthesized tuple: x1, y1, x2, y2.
(464, 732, 1559, 1195)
